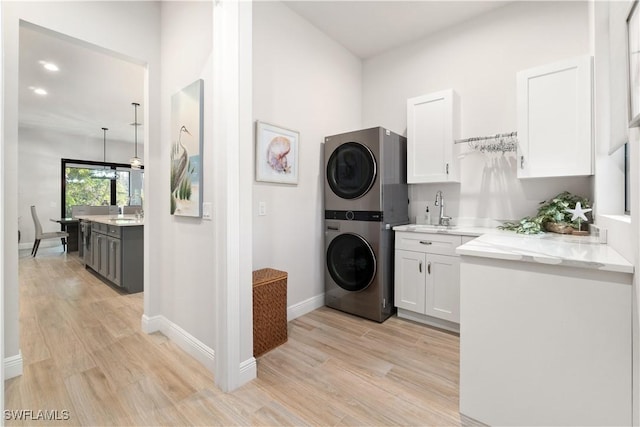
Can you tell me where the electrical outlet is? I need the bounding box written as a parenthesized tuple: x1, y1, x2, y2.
(258, 202, 266, 216)
(202, 202, 212, 220)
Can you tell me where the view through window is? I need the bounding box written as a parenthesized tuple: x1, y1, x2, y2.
(62, 160, 143, 217)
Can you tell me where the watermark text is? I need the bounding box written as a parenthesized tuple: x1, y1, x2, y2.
(4, 409, 70, 421)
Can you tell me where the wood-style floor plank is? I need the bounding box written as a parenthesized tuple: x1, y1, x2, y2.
(6, 247, 464, 426)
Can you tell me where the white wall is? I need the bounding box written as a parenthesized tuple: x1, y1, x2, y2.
(157, 0, 215, 357)
(592, 0, 639, 422)
(362, 1, 592, 224)
(252, 1, 362, 317)
(2, 0, 161, 371)
(18, 127, 143, 245)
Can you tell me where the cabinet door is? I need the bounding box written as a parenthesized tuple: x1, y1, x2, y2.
(394, 249, 427, 313)
(407, 89, 460, 183)
(517, 56, 593, 178)
(425, 254, 460, 323)
(108, 237, 122, 287)
(98, 234, 108, 277)
(90, 233, 100, 270)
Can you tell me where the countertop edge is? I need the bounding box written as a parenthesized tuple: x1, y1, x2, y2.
(75, 214, 144, 227)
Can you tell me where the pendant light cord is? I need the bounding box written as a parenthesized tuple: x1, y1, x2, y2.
(102, 127, 108, 165)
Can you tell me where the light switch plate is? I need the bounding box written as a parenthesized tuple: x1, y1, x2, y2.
(202, 202, 212, 220)
(258, 202, 266, 216)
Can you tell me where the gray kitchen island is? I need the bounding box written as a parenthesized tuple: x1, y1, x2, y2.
(77, 215, 144, 293)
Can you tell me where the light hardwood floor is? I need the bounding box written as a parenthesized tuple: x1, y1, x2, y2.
(6, 247, 464, 426)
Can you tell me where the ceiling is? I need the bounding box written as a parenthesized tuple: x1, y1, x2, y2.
(283, 1, 509, 59)
(18, 2, 507, 143)
(19, 22, 145, 144)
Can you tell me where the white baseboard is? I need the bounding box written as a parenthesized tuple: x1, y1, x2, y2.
(287, 293, 325, 321)
(5, 351, 23, 379)
(239, 357, 257, 384)
(141, 314, 164, 334)
(138, 293, 325, 388)
(140, 314, 215, 373)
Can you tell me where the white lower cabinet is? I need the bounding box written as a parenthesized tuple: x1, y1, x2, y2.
(394, 231, 464, 331)
(425, 253, 460, 322)
(395, 250, 427, 314)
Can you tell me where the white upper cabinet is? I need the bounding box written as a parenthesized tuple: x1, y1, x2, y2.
(407, 89, 460, 183)
(516, 56, 593, 178)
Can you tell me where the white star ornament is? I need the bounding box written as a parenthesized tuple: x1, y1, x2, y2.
(565, 202, 592, 222)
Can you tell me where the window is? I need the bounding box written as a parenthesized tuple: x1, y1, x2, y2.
(61, 159, 144, 217)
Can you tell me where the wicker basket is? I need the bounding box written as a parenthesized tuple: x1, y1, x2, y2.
(252, 268, 288, 357)
(544, 222, 575, 234)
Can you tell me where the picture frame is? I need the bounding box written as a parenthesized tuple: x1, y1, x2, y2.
(627, 0, 640, 127)
(170, 79, 204, 217)
(255, 121, 299, 185)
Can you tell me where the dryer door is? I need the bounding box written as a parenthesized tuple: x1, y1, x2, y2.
(326, 142, 377, 200)
(326, 233, 377, 292)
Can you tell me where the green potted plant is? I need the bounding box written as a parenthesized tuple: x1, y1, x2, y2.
(499, 191, 592, 235)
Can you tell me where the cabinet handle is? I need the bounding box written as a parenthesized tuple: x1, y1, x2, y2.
(427, 261, 431, 275)
(520, 155, 524, 169)
(419, 240, 432, 245)
(419, 261, 422, 273)
(446, 163, 449, 175)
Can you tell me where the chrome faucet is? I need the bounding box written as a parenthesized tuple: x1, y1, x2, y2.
(435, 190, 451, 226)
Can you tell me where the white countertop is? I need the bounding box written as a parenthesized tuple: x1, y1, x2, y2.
(393, 223, 634, 274)
(456, 232, 633, 274)
(75, 214, 144, 227)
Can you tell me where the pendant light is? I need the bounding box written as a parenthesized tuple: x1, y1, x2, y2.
(92, 127, 118, 180)
(130, 102, 142, 169)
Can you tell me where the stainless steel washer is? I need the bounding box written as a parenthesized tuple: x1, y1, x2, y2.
(324, 218, 394, 322)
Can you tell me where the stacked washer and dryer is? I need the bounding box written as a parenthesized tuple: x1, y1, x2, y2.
(324, 127, 408, 322)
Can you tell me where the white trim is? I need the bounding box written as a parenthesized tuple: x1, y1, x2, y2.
(4, 351, 23, 379)
(140, 314, 163, 334)
(239, 357, 256, 385)
(288, 293, 325, 321)
(600, 214, 632, 224)
(141, 315, 215, 373)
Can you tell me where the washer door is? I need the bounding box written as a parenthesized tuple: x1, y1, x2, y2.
(326, 142, 377, 200)
(326, 233, 376, 292)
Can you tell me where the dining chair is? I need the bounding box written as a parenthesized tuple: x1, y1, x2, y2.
(30, 205, 69, 257)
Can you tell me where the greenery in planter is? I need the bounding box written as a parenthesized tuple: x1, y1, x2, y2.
(498, 191, 592, 234)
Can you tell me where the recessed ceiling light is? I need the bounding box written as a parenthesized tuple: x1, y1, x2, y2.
(33, 88, 47, 96)
(38, 60, 59, 72)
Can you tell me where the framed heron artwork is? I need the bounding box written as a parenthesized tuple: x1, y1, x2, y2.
(255, 121, 299, 185)
(170, 79, 204, 217)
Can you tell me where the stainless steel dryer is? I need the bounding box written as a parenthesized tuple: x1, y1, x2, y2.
(325, 126, 408, 222)
(324, 127, 408, 322)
